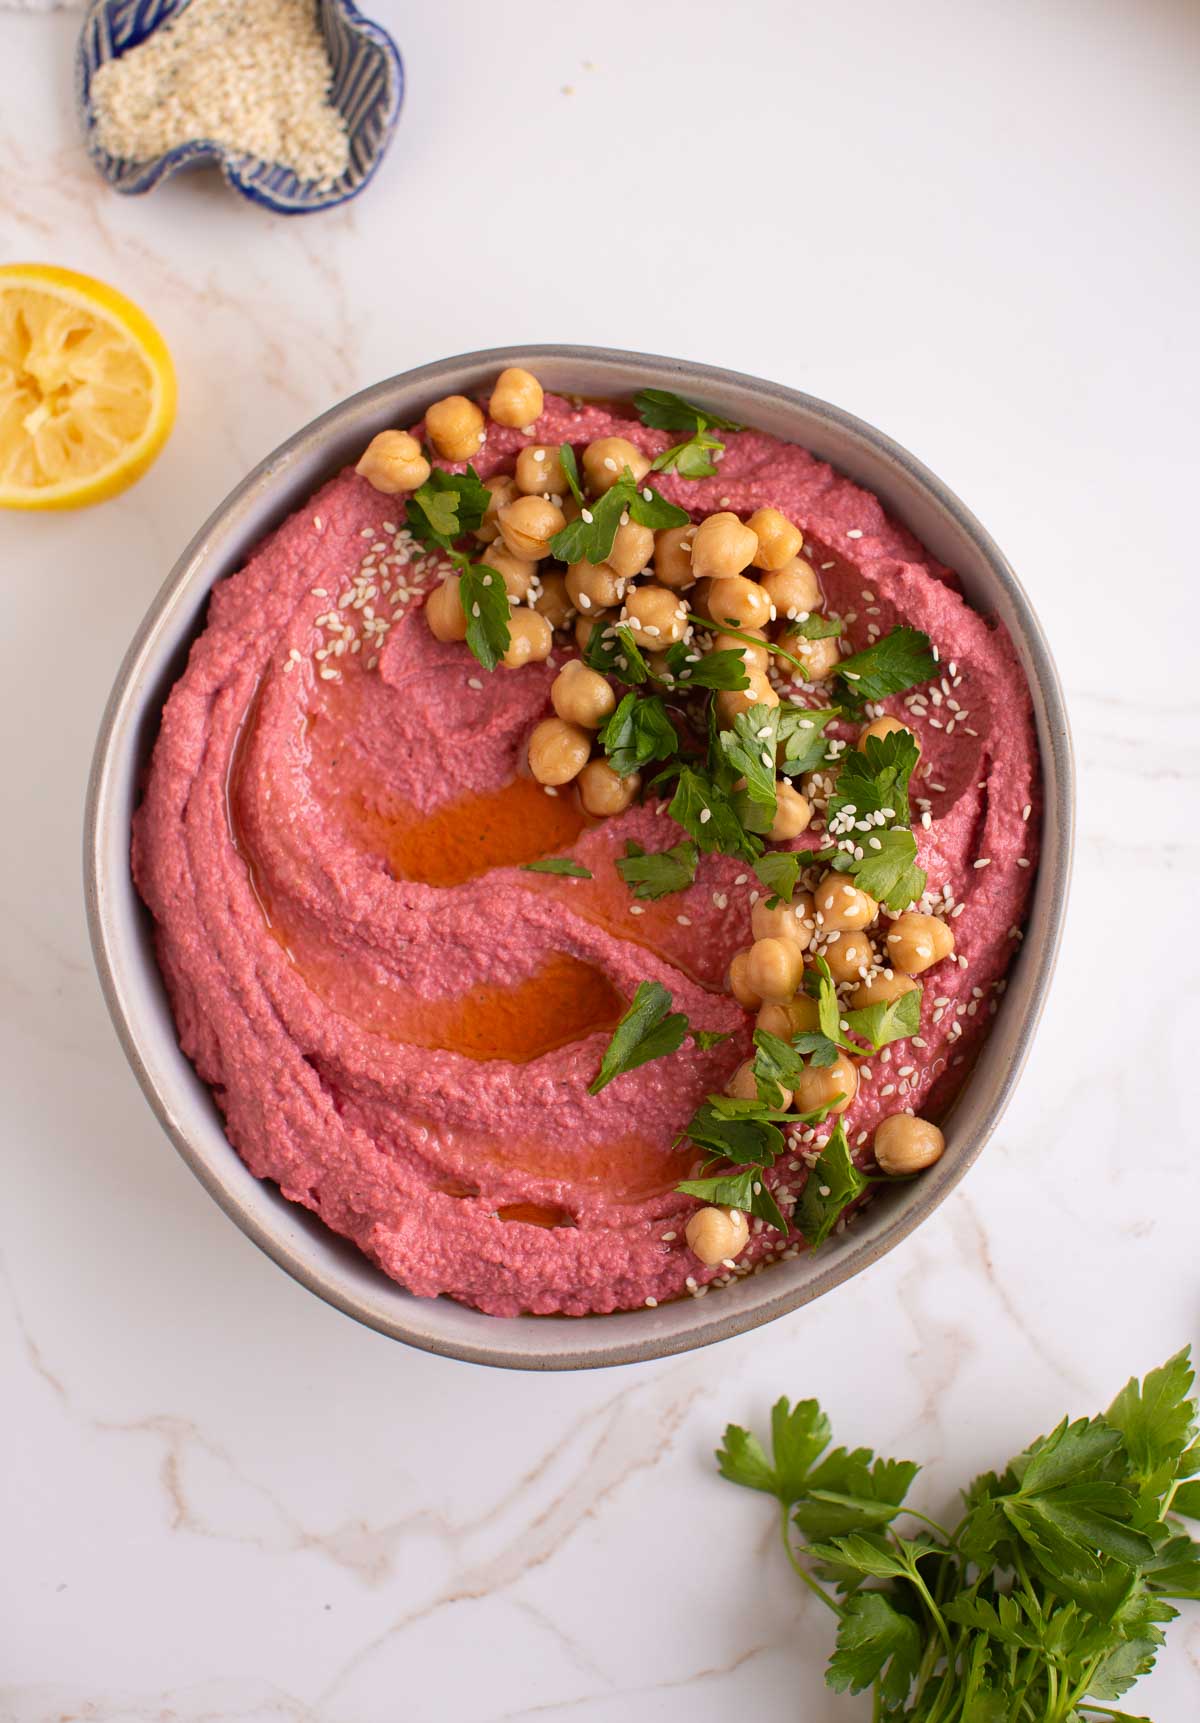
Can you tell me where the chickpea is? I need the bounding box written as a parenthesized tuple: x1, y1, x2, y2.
(885, 913, 955, 975)
(745, 936, 804, 1004)
(815, 872, 879, 932)
(747, 507, 803, 572)
(583, 436, 650, 493)
(716, 673, 780, 725)
(566, 561, 625, 612)
(515, 444, 567, 497)
(574, 609, 614, 652)
(726, 1058, 793, 1110)
(475, 473, 519, 543)
(532, 570, 573, 631)
(706, 573, 774, 632)
(713, 628, 769, 674)
(770, 780, 813, 841)
(607, 519, 656, 580)
(848, 969, 919, 1010)
(488, 366, 544, 429)
(501, 608, 554, 669)
(874, 1114, 945, 1175)
(578, 758, 640, 816)
(654, 525, 698, 589)
(478, 545, 535, 603)
(551, 660, 616, 729)
(691, 512, 759, 580)
(757, 994, 820, 1038)
(685, 1204, 750, 1267)
(858, 715, 916, 751)
(498, 495, 566, 561)
(760, 556, 821, 619)
(777, 628, 841, 681)
(425, 395, 486, 462)
(822, 929, 875, 984)
(424, 575, 468, 642)
(527, 717, 591, 785)
(728, 950, 762, 1010)
(622, 583, 690, 646)
(646, 650, 674, 680)
(795, 1053, 858, 1116)
(356, 429, 431, 495)
(752, 891, 815, 949)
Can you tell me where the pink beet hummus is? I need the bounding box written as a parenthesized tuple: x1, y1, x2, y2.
(132, 394, 1039, 1317)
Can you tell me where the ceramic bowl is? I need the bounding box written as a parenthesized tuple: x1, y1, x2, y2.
(76, 0, 403, 214)
(84, 346, 1074, 1370)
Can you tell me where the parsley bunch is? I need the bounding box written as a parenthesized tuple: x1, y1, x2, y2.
(717, 1351, 1200, 1721)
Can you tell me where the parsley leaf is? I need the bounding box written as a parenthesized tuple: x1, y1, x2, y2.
(520, 857, 592, 878)
(843, 985, 922, 1051)
(459, 561, 512, 671)
(717, 1396, 833, 1508)
(692, 1029, 732, 1051)
(685, 1097, 787, 1167)
(588, 980, 690, 1094)
(551, 467, 688, 564)
(790, 612, 844, 640)
(827, 1593, 922, 1701)
(616, 839, 698, 900)
(404, 464, 492, 551)
(558, 442, 584, 506)
(827, 727, 919, 828)
(668, 765, 763, 861)
(795, 1121, 868, 1248)
(716, 702, 780, 834)
(1106, 1349, 1198, 1503)
(584, 620, 651, 685)
(776, 705, 841, 777)
(834, 625, 936, 707)
(751, 1028, 808, 1104)
(662, 641, 751, 691)
(677, 1169, 786, 1235)
(651, 429, 726, 479)
(633, 387, 743, 433)
(818, 729, 927, 910)
(836, 827, 926, 913)
(753, 851, 803, 906)
(598, 692, 679, 778)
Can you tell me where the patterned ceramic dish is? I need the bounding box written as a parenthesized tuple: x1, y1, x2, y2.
(75, 0, 403, 215)
(84, 347, 1074, 1371)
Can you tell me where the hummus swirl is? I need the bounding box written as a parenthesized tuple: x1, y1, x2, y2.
(133, 396, 1039, 1316)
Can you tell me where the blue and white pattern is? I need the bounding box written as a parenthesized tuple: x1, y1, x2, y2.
(75, 0, 403, 215)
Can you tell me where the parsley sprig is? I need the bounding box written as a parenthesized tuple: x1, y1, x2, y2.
(816, 727, 928, 912)
(550, 464, 688, 566)
(404, 465, 511, 669)
(717, 1350, 1200, 1720)
(588, 980, 725, 1094)
(634, 387, 743, 480)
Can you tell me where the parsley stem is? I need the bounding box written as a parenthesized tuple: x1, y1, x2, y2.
(777, 1504, 842, 1617)
(686, 612, 813, 676)
(897, 1505, 957, 1543)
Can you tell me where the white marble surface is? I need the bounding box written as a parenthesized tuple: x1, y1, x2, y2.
(3, 2, 1199, 1716)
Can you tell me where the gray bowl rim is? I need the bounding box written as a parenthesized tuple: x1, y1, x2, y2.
(84, 344, 1075, 1371)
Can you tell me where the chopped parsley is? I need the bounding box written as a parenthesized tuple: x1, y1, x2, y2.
(598, 691, 679, 777)
(520, 857, 593, 879)
(677, 1168, 787, 1235)
(632, 387, 743, 434)
(404, 464, 492, 550)
(716, 702, 781, 836)
(616, 839, 699, 900)
(662, 641, 751, 691)
(816, 728, 927, 911)
(794, 1120, 869, 1247)
(842, 985, 922, 1052)
(458, 561, 511, 671)
(584, 621, 652, 684)
(833, 626, 936, 707)
(588, 980, 690, 1094)
(549, 465, 688, 565)
(753, 851, 803, 906)
(666, 764, 763, 862)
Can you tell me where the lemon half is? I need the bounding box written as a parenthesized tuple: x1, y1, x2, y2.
(0, 263, 176, 510)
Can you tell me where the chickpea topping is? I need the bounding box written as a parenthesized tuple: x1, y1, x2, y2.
(515, 443, 567, 497)
(501, 608, 553, 669)
(770, 780, 813, 841)
(691, 511, 759, 580)
(848, 969, 919, 1009)
(574, 609, 614, 652)
(685, 1204, 750, 1267)
(606, 518, 656, 580)
(822, 928, 876, 983)
(775, 627, 841, 680)
(795, 1052, 858, 1116)
(752, 891, 816, 949)
(706, 572, 774, 632)
(566, 560, 625, 611)
(551, 660, 616, 729)
(858, 715, 917, 750)
(478, 544, 535, 603)
(527, 717, 591, 785)
(475, 473, 519, 543)
(488, 366, 544, 429)
(760, 556, 821, 618)
(874, 1114, 946, 1175)
(582, 436, 650, 493)
(424, 575, 468, 642)
(653, 524, 698, 589)
(815, 872, 879, 932)
(745, 936, 804, 1004)
(497, 495, 566, 561)
(622, 582, 689, 645)
(425, 395, 486, 462)
(355, 429, 430, 495)
(726, 1058, 792, 1110)
(728, 949, 762, 1010)
(715, 673, 780, 726)
(578, 758, 640, 816)
(747, 506, 803, 571)
(713, 628, 769, 674)
(757, 994, 820, 1038)
(885, 913, 955, 975)
(532, 570, 573, 631)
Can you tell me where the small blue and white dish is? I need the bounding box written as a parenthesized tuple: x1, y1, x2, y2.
(76, 0, 403, 215)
